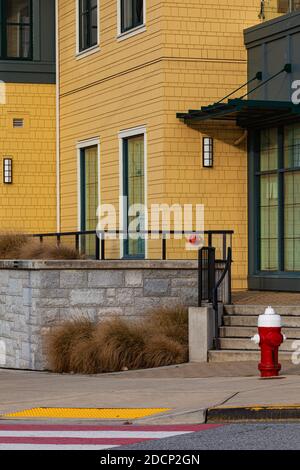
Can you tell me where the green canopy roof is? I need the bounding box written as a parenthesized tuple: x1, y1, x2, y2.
(176, 99, 300, 128)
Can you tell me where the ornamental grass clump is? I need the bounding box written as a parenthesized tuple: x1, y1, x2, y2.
(46, 306, 189, 374)
(0, 232, 83, 260)
(47, 317, 96, 373)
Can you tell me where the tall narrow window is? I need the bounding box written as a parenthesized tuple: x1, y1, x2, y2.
(120, 0, 144, 34)
(0, 0, 32, 59)
(256, 124, 300, 273)
(78, 0, 98, 52)
(123, 134, 145, 258)
(80, 145, 99, 257)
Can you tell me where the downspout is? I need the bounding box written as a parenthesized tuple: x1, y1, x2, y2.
(55, 0, 61, 232)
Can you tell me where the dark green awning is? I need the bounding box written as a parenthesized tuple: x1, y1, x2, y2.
(176, 99, 300, 128)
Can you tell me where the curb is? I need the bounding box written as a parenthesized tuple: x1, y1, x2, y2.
(207, 404, 300, 422)
(137, 408, 207, 425)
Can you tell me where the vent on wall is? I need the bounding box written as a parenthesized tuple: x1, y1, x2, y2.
(13, 118, 24, 128)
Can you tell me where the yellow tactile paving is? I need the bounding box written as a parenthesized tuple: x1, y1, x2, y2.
(3, 407, 170, 420)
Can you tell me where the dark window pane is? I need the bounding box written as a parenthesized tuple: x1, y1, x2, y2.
(79, 0, 98, 51)
(2, 0, 32, 59)
(121, 0, 144, 33)
(6, 0, 30, 24)
(6, 24, 31, 58)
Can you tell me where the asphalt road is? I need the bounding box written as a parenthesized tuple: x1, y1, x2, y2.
(119, 423, 300, 450)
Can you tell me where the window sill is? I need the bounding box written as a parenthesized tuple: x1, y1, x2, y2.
(76, 45, 100, 60)
(117, 25, 146, 42)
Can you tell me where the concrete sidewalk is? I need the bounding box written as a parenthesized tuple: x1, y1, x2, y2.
(0, 362, 299, 424)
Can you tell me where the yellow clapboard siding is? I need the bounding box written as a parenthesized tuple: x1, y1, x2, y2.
(0, 83, 56, 233)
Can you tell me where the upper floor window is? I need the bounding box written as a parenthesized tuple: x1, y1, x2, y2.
(120, 0, 144, 34)
(0, 0, 32, 60)
(78, 0, 98, 52)
(278, 0, 300, 13)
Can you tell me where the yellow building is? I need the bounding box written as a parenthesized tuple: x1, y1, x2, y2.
(55, 1, 299, 290)
(0, 0, 56, 233)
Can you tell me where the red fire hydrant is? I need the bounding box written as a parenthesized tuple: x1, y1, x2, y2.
(251, 306, 286, 378)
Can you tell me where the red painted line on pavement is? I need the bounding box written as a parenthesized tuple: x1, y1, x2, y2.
(0, 437, 151, 445)
(0, 424, 222, 432)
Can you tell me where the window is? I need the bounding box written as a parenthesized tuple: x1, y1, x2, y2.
(3, 158, 12, 184)
(120, 0, 144, 34)
(79, 143, 99, 257)
(278, 0, 300, 13)
(203, 137, 213, 168)
(122, 133, 145, 258)
(257, 124, 300, 272)
(78, 0, 98, 52)
(0, 0, 32, 59)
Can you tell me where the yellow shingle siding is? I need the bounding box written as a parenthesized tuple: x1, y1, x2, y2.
(58, 1, 276, 288)
(0, 83, 56, 233)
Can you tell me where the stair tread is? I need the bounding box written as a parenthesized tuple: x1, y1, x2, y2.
(208, 349, 292, 362)
(219, 337, 294, 351)
(219, 326, 300, 339)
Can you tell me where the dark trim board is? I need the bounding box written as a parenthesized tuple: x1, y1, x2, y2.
(249, 275, 300, 292)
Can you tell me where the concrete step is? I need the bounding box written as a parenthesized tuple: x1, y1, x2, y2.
(208, 349, 292, 363)
(223, 315, 300, 328)
(225, 305, 300, 316)
(219, 326, 300, 339)
(219, 337, 295, 351)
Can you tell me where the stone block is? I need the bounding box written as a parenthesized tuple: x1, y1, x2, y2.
(88, 271, 124, 288)
(125, 271, 143, 287)
(144, 278, 170, 296)
(70, 289, 105, 305)
(60, 271, 88, 288)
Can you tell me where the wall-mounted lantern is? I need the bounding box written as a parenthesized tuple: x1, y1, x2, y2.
(203, 137, 213, 168)
(3, 158, 12, 184)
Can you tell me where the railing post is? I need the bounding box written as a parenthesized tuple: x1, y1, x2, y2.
(75, 233, 79, 253)
(101, 234, 105, 261)
(198, 248, 203, 307)
(57, 235, 61, 246)
(162, 234, 167, 260)
(95, 233, 100, 260)
(227, 247, 232, 305)
(207, 247, 216, 303)
(222, 233, 227, 261)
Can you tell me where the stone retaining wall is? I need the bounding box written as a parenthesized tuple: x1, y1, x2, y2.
(0, 260, 198, 370)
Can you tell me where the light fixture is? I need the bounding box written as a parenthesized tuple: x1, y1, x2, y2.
(203, 137, 213, 168)
(3, 158, 12, 184)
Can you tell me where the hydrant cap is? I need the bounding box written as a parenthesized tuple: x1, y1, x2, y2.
(258, 305, 282, 327)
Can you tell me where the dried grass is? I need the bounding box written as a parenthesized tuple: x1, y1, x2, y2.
(0, 233, 29, 259)
(46, 317, 96, 373)
(143, 334, 188, 368)
(19, 239, 83, 260)
(0, 233, 83, 260)
(46, 306, 189, 374)
(146, 306, 188, 345)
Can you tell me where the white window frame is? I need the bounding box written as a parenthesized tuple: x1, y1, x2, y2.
(76, 138, 101, 231)
(119, 125, 148, 258)
(75, 0, 101, 59)
(117, 0, 146, 41)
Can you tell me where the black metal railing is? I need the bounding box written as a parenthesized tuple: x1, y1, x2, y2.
(32, 229, 233, 262)
(212, 247, 232, 349)
(198, 245, 233, 350)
